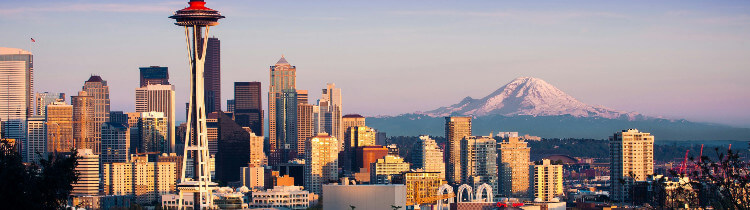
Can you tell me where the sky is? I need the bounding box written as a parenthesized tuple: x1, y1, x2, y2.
(1, 0, 749, 127)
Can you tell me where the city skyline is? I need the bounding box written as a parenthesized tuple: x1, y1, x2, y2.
(1, 0, 749, 127)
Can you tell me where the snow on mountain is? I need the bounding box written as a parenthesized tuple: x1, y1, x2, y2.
(419, 77, 641, 119)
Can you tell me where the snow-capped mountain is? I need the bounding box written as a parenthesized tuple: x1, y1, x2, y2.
(419, 77, 641, 119)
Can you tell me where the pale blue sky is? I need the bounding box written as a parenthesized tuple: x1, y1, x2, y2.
(1, 0, 749, 127)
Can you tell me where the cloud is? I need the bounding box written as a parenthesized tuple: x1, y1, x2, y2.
(0, 1, 185, 15)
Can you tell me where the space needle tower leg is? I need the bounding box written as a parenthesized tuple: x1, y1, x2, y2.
(169, 0, 224, 209)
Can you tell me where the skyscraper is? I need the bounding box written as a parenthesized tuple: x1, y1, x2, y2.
(318, 83, 343, 148)
(46, 102, 73, 154)
(102, 155, 177, 204)
(35, 92, 64, 116)
(139, 66, 170, 87)
(610, 129, 654, 202)
(411, 135, 446, 179)
(71, 91, 95, 153)
(139, 112, 169, 153)
(498, 137, 530, 197)
(269, 55, 296, 158)
(204, 37, 221, 113)
(274, 89, 297, 163)
(215, 112, 251, 183)
(233, 82, 262, 136)
(445, 116, 471, 184)
(100, 122, 130, 163)
(461, 136, 498, 196)
(26, 116, 46, 163)
(0, 47, 34, 154)
(297, 103, 315, 158)
(71, 149, 99, 196)
(135, 84, 176, 152)
(531, 159, 563, 201)
(82, 75, 110, 154)
(304, 133, 338, 194)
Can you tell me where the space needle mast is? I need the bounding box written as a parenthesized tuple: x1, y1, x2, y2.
(169, 0, 224, 209)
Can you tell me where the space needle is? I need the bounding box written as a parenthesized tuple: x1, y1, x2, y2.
(169, 0, 224, 209)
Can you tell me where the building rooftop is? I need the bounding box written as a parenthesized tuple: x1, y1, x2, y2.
(0, 47, 32, 55)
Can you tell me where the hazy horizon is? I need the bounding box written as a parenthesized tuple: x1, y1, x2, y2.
(2, 0, 749, 127)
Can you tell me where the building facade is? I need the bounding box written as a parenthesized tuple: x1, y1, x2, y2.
(0, 47, 34, 157)
(531, 159, 563, 201)
(371, 155, 410, 184)
(411, 135, 446, 178)
(304, 133, 338, 194)
(72, 149, 99, 196)
(46, 102, 73, 153)
(204, 37, 221, 113)
(101, 122, 130, 163)
(269, 56, 296, 156)
(35, 92, 64, 116)
(139, 112, 169, 153)
(498, 137, 530, 197)
(445, 116, 471, 184)
(461, 136, 498, 196)
(317, 83, 342, 148)
(102, 155, 177, 204)
(233, 82, 263, 136)
(135, 84, 176, 153)
(25, 116, 46, 163)
(138, 66, 169, 87)
(81, 75, 110, 154)
(71, 92, 95, 153)
(249, 186, 312, 210)
(343, 126, 377, 173)
(610, 129, 654, 202)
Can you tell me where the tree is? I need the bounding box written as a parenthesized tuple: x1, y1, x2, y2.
(0, 139, 80, 209)
(684, 148, 749, 209)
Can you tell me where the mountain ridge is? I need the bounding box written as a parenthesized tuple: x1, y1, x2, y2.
(418, 77, 643, 120)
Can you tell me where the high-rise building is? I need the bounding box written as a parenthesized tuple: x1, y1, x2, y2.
(46, 102, 73, 154)
(245, 127, 267, 167)
(318, 83, 343, 149)
(445, 116, 471, 184)
(461, 136, 498, 196)
(304, 133, 338, 194)
(0, 47, 34, 155)
(297, 103, 315, 158)
(25, 116, 46, 163)
(204, 37, 221, 113)
(35, 92, 64, 116)
(370, 155, 410, 184)
(139, 112, 169, 153)
(72, 149, 99, 196)
(498, 137, 530, 197)
(269, 56, 296, 161)
(206, 113, 219, 155)
(215, 112, 251, 183)
(610, 129, 654, 202)
(274, 89, 297, 164)
(233, 82, 262, 136)
(139, 66, 170, 87)
(296, 89, 308, 104)
(71, 91, 95, 152)
(343, 126, 376, 173)
(82, 75, 110, 154)
(135, 84, 176, 152)
(531, 159, 563, 201)
(101, 122, 130, 163)
(342, 114, 365, 131)
(411, 135, 446, 178)
(102, 154, 177, 204)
